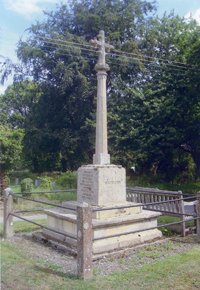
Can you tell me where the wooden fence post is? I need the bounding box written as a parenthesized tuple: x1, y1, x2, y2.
(3, 188, 14, 239)
(77, 203, 93, 280)
(196, 192, 200, 237)
(179, 191, 186, 237)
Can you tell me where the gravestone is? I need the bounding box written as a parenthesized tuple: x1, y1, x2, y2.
(35, 179, 41, 187)
(15, 178, 19, 185)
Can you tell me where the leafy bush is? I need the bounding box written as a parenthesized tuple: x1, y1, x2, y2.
(20, 178, 33, 193)
(56, 171, 77, 189)
(9, 170, 37, 185)
(38, 176, 55, 190)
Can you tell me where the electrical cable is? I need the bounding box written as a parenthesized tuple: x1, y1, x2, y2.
(36, 35, 198, 70)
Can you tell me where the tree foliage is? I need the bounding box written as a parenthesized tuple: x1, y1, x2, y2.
(11, 0, 156, 172)
(0, 124, 24, 172)
(1, 0, 200, 181)
(108, 15, 200, 180)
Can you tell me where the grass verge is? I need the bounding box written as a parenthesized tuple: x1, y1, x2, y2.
(0, 219, 47, 237)
(1, 241, 200, 290)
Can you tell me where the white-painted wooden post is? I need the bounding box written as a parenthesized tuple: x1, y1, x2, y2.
(77, 203, 93, 280)
(3, 188, 14, 239)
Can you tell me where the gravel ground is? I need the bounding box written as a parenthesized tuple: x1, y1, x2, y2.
(5, 233, 200, 277)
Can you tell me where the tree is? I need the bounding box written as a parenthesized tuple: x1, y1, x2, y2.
(0, 125, 24, 191)
(130, 18, 200, 180)
(0, 81, 42, 128)
(108, 15, 200, 180)
(1, 1, 199, 181)
(12, 0, 156, 172)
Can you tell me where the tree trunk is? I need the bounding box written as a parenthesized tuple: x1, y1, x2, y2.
(0, 170, 8, 194)
(191, 151, 200, 180)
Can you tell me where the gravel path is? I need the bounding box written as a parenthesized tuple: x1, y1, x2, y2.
(6, 234, 200, 277)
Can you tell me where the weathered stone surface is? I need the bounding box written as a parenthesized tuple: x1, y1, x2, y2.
(43, 30, 162, 262)
(91, 30, 114, 166)
(93, 203, 141, 219)
(93, 229, 162, 254)
(62, 200, 141, 219)
(45, 208, 77, 236)
(44, 207, 162, 256)
(77, 164, 126, 206)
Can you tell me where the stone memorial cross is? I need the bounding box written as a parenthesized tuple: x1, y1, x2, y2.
(90, 30, 114, 165)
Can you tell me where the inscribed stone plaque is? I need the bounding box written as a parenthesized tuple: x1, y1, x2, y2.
(77, 165, 126, 206)
(79, 170, 93, 200)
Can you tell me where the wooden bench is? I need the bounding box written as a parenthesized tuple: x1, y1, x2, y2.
(126, 187, 187, 236)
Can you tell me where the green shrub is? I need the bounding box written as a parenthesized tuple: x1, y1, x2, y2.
(56, 171, 77, 189)
(38, 176, 55, 190)
(20, 178, 33, 193)
(9, 170, 37, 185)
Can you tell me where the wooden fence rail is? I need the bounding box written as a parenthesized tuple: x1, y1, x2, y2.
(3, 187, 200, 280)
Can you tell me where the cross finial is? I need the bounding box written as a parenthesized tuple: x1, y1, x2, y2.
(90, 30, 114, 71)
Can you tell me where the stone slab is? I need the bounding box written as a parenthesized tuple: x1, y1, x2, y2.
(61, 201, 141, 219)
(44, 207, 162, 255)
(77, 164, 126, 206)
(93, 229, 162, 254)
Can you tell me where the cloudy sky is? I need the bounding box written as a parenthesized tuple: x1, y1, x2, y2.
(1, 0, 200, 93)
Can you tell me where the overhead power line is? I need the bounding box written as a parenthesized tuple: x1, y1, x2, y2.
(3, 34, 198, 73)
(112, 48, 191, 68)
(16, 39, 188, 76)
(4, 36, 195, 76)
(37, 36, 96, 52)
(36, 35, 197, 71)
(31, 43, 188, 76)
(32, 38, 194, 73)
(110, 53, 190, 71)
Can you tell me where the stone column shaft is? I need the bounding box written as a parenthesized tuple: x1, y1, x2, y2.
(93, 71, 110, 165)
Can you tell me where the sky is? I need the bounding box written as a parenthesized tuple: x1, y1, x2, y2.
(0, 0, 200, 94)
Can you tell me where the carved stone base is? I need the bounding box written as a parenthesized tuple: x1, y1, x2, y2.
(43, 205, 162, 257)
(77, 164, 126, 206)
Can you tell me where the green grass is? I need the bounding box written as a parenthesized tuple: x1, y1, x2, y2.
(10, 188, 77, 212)
(0, 219, 47, 237)
(42, 191, 76, 201)
(1, 214, 200, 289)
(127, 176, 200, 194)
(1, 240, 200, 290)
(137, 241, 175, 259)
(158, 215, 196, 236)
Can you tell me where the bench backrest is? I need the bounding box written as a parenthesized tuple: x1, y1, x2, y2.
(126, 187, 184, 216)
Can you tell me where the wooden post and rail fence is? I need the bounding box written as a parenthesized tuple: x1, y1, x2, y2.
(3, 188, 200, 280)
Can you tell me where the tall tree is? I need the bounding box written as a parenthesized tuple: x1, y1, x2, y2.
(13, 0, 155, 172)
(2, 1, 199, 181)
(0, 125, 24, 191)
(110, 17, 200, 180)
(0, 81, 42, 128)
